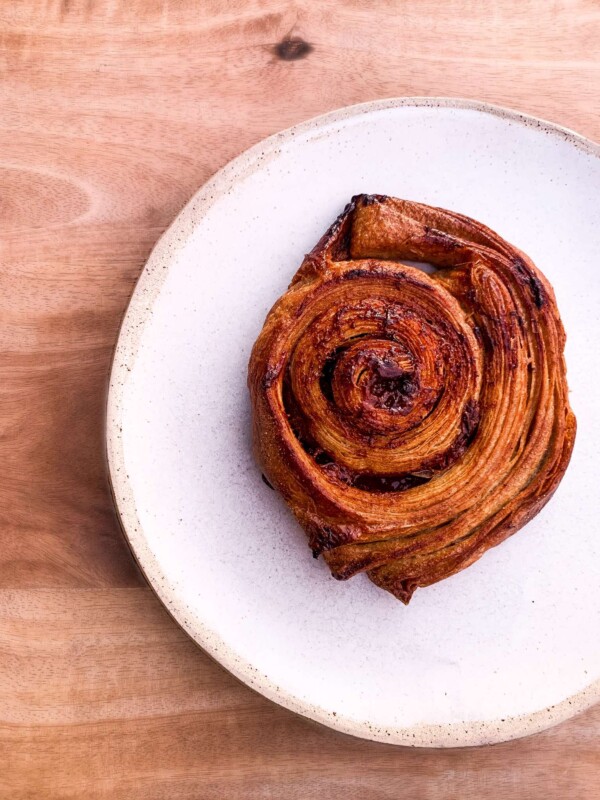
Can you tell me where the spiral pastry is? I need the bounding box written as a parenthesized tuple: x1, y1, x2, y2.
(248, 195, 575, 603)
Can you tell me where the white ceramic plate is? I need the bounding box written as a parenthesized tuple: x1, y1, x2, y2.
(107, 99, 600, 747)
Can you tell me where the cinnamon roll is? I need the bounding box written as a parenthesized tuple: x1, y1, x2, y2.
(248, 195, 576, 603)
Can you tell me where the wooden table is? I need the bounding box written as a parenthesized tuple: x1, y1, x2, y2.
(2, 2, 599, 797)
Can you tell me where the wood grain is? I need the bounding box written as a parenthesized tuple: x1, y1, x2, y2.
(1, 1, 598, 796)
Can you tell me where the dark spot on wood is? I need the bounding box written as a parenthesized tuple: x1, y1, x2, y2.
(274, 37, 313, 61)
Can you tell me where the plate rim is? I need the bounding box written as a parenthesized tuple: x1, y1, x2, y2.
(106, 97, 600, 747)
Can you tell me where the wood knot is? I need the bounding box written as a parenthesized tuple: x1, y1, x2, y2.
(274, 37, 313, 61)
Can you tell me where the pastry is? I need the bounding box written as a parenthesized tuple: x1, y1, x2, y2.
(248, 194, 576, 603)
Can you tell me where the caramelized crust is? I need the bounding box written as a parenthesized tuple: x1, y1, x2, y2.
(248, 195, 576, 603)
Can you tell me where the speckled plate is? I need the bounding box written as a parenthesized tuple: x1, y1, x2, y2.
(107, 98, 600, 747)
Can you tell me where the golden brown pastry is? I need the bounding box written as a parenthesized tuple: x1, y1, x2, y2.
(248, 195, 576, 603)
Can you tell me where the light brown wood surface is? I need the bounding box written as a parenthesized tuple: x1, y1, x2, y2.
(1, 1, 599, 797)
